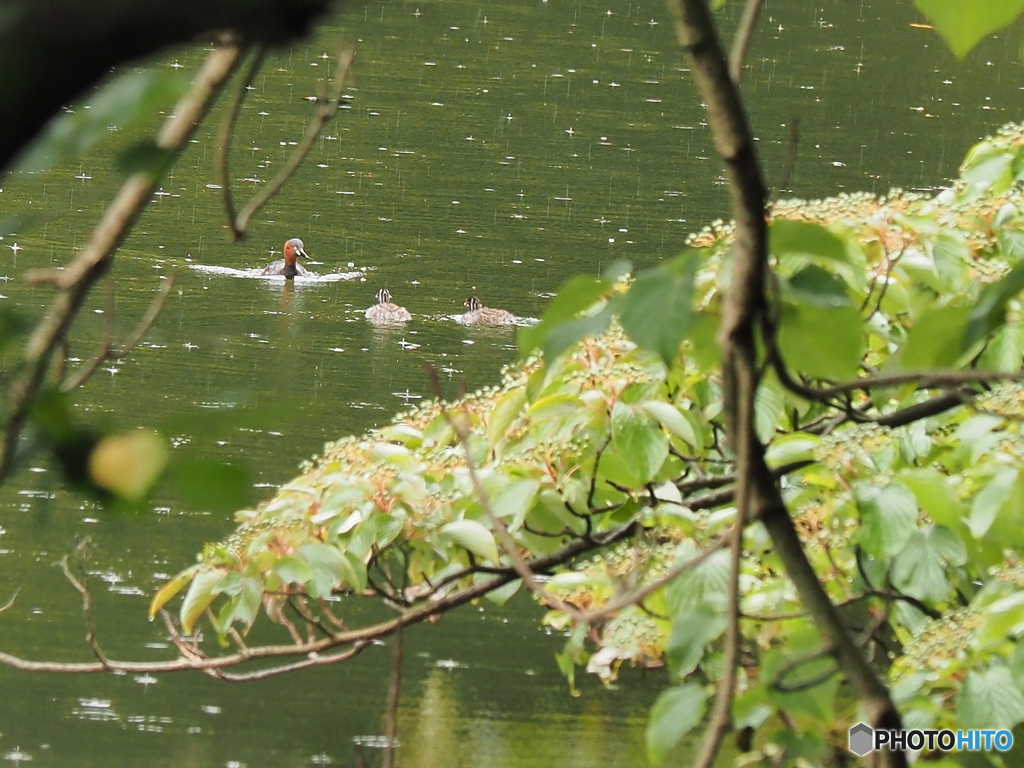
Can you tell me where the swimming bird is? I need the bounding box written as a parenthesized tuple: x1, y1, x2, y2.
(366, 288, 412, 322)
(461, 295, 515, 325)
(262, 238, 310, 278)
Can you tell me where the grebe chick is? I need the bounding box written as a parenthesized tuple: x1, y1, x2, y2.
(366, 288, 412, 322)
(262, 238, 310, 278)
(461, 295, 515, 325)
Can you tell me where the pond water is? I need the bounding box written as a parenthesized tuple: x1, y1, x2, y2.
(0, 0, 1021, 765)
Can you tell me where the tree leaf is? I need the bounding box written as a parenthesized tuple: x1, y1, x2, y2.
(18, 68, 190, 172)
(617, 253, 699, 366)
(297, 542, 345, 598)
(969, 467, 1018, 539)
(914, 0, 1024, 58)
(898, 304, 970, 369)
(88, 430, 169, 501)
(957, 665, 1024, 730)
(891, 527, 964, 603)
(754, 380, 786, 444)
(646, 683, 707, 765)
(898, 468, 964, 528)
(612, 400, 669, 485)
(275, 556, 314, 586)
(441, 519, 501, 564)
(855, 482, 918, 560)
(777, 301, 864, 380)
(180, 568, 229, 634)
(769, 220, 848, 262)
(964, 263, 1024, 350)
(640, 401, 700, 448)
(519, 275, 612, 359)
(489, 478, 541, 530)
(148, 565, 201, 620)
(666, 604, 726, 680)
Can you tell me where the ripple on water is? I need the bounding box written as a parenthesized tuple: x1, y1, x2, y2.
(187, 265, 364, 282)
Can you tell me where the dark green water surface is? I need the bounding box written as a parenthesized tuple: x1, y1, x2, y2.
(0, 0, 1021, 765)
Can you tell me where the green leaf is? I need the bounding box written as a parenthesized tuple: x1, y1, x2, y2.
(539, 305, 614, 362)
(914, 0, 1024, 58)
(769, 220, 848, 262)
(18, 68, 190, 172)
(115, 140, 176, 178)
(180, 568, 228, 634)
(666, 604, 726, 680)
(340, 551, 368, 592)
(891, 527, 965, 603)
(646, 683, 707, 765)
(441, 519, 501, 564)
(964, 264, 1024, 350)
(519, 275, 611, 359)
(612, 400, 669, 485)
(856, 482, 919, 560)
(764, 433, 821, 467)
(777, 301, 864, 379)
(787, 264, 852, 307)
(297, 542, 345, 598)
(969, 467, 1018, 539)
(173, 459, 251, 514)
(275, 556, 314, 586)
(957, 665, 1024, 730)
(976, 592, 1024, 648)
(898, 468, 964, 528)
(617, 253, 699, 366)
(487, 388, 527, 448)
(489, 478, 541, 529)
(898, 304, 970, 369)
(640, 401, 700, 449)
(754, 380, 785, 444)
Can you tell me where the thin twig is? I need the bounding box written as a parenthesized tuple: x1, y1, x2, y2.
(579, 535, 730, 623)
(0, 41, 243, 482)
(231, 45, 356, 236)
(216, 45, 266, 236)
(728, 0, 764, 83)
(0, 588, 19, 615)
(60, 557, 111, 668)
(425, 365, 586, 622)
(61, 276, 175, 391)
(381, 624, 402, 768)
(774, 116, 800, 195)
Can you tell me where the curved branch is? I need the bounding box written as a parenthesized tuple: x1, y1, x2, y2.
(0, 42, 244, 482)
(668, 1, 907, 764)
(216, 46, 267, 236)
(230, 45, 356, 237)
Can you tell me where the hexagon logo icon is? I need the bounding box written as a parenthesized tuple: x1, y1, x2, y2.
(849, 722, 874, 756)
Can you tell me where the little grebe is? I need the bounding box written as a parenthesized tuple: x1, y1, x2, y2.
(366, 288, 412, 322)
(262, 238, 310, 278)
(461, 295, 515, 325)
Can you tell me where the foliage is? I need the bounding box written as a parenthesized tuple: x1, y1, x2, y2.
(148, 123, 1024, 765)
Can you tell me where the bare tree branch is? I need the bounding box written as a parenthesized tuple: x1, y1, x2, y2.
(60, 276, 175, 392)
(0, 41, 244, 482)
(0, 588, 20, 615)
(668, 1, 907, 764)
(216, 45, 267, 231)
(230, 44, 356, 237)
(728, 0, 764, 83)
(382, 625, 402, 768)
(60, 557, 112, 669)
